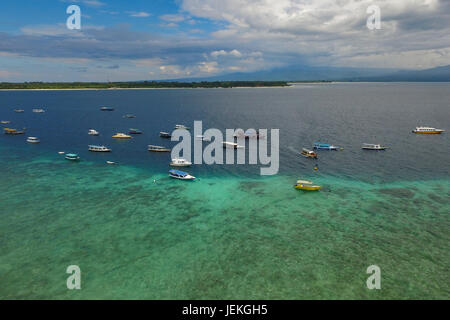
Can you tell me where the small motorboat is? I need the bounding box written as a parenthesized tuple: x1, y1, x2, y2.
(88, 129, 99, 136)
(58, 151, 65, 154)
(148, 145, 171, 152)
(88, 145, 111, 152)
(160, 131, 172, 138)
(112, 133, 132, 139)
(123, 114, 136, 118)
(412, 126, 445, 134)
(106, 161, 116, 165)
(100, 106, 114, 111)
(174, 124, 189, 130)
(27, 137, 40, 143)
(169, 169, 195, 180)
(14, 109, 25, 113)
(362, 143, 387, 150)
(223, 141, 244, 149)
(294, 180, 321, 191)
(4, 128, 25, 135)
(195, 135, 211, 142)
(65, 153, 80, 161)
(301, 148, 318, 158)
(170, 158, 192, 167)
(129, 128, 143, 134)
(1, 121, 10, 124)
(32, 108, 45, 113)
(313, 142, 339, 150)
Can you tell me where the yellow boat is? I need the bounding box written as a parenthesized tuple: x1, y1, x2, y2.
(112, 133, 132, 139)
(295, 179, 321, 191)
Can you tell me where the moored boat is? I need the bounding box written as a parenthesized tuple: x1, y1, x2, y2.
(112, 133, 132, 139)
(1, 120, 10, 124)
(170, 158, 192, 167)
(129, 128, 143, 134)
(294, 179, 321, 191)
(123, 114, 136, 118)
(362, 143, 387, 150)
(160, 131, 172, 138)
(27, 137, 40, 143)
(148, 145, 171, 152)
(174, 124, 189, 130)
(223, 141, 244, 149)
(301, 148, 318, 158)
(4, 128, 25, 135)
(14, 109, 25, 113)
(412, 126, 444, 134)
(88, 145, 111, 152)
(313, 142, 339, 150)
(169, 169, 195, 180)
(88, 129, 99, 136)
(100, 106, 114, 111)
(32, 108, 45, 113)
(65, 153, 80, 161)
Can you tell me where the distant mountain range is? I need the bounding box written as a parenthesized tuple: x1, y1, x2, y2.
(165, 65, 450, 82)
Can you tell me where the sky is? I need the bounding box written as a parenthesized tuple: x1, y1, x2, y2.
(0, 0, 449, 81)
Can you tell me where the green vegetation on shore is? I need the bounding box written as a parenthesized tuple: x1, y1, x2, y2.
(0, 81, 293, 89)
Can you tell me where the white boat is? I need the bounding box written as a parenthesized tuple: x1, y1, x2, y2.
(148, 145, 171, 152)
(170, 158, 192, 167)
(174, 124, 189, 130)
(1, 120, 10, 124)
(32, 109, 45, 113)
(106, 161, 116, 165)
(222, 141, 244, 149)
(27, 137, 40, 143)
(412, 126, 445, 134)
(362, 143, 387, 150)
(169, 169, 195, 180)
(195, 135, 211, 142)
(88, 129, 99, 136)
(88, 145, 111, 152)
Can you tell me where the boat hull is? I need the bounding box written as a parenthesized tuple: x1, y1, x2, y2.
(295, 184, 321, 191)
(413, 130, 444, 134)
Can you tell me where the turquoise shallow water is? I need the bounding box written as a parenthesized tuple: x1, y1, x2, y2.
(0, 84, 449, 299)
(0, 152, 448, 299)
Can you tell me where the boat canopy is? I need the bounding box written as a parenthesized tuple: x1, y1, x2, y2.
(169, 169, 188, 176)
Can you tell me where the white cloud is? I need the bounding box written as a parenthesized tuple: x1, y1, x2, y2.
(160, 14, 186, 22)
(128, 11, 151, 18)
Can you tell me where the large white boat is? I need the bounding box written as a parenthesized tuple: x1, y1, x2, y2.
(170, 158, 192, 167)
(148, 145, 171, 152)
(412, 127, 445, 134)
(88, 145, 111, 152)
(362, 143, 387, 150)
(27, 137, 40, 143)
(88, 129, 99, 136)
(169, 169, 195, 180)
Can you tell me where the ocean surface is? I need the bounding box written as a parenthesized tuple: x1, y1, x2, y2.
(0, 82, 448, 299)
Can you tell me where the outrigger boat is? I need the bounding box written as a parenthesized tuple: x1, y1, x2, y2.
(100, 106, 114, 111)
(301, 148, 318, 158)
(65, 153, 80, 161)
(169, 169, 195, 181)
(294, 179, 321, 191)
(160, 131, 172, 138)
(170, 158, 192, 167)
(27, 137, 40, 143)
(88, 145, 111, 152)
(129, 128, 143, 134)
(112, 133, 132, 139)
(88, 129, 99, 136)
(313, 142, 339, 150)
(4, 128, 25, 135)
(362, 143, 387, 150)
(412, 126, 445, 134)
(148, 145, 171, 152)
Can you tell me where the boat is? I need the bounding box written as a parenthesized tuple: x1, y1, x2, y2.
(1, 121, 10, 124)
(174, 124, 189, 130)
(222, 141, 244, 149)
(412, 126, 445, 134)
(301, 148, 318, 158)
(106, 161, 116, 165)
(112, 133, 132, 139)
(88, 129, 99, 136)
(32, 108, 45, 113)
(169, 169, 195, 180)
(14, 109, 24, 113)
(362, 143, 387, 150)
(100, 106, 114, 111)
(129, 128, 143, 134)
(148, 145, 171, 152)
(195, 135, 211, 142)
(313, 142, 339, 150)
(170, 158, 192, 167)
(160, 131, 172, 138)
(88, 145, 111, 152)
(123, 114, 136, 118)
(4, 128, 25, 135)
(27, 137, 40, 143)
(294, 180, 321, 191)
(58, 151, 65, 154)
(65, 153, 80, 161)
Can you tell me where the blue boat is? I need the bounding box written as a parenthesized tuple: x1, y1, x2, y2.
(313, 142, 339, 150)
(169, 169, 195, 180)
